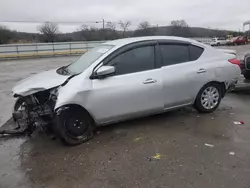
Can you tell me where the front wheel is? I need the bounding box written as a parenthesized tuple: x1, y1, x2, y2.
(194, 83, 222, 113)
(55, 106, 94, 146)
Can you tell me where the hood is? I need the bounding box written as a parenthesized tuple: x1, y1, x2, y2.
(13, 68, 70, 96)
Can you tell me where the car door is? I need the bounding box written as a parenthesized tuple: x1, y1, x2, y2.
(157, 41, 207, 109)
(89, 42, 164, 124)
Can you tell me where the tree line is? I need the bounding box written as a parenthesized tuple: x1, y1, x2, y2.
(0, 20, 244, 44)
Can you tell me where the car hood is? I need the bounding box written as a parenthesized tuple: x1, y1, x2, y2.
(13, 68, 70, 96)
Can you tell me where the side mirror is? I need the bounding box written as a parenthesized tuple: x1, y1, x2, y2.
(91, 66, 115, 79)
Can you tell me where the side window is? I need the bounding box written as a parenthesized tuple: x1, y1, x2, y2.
(160, 44, 190, 66)
(189, 45, 204, 61)
(107, 46, 155, 75)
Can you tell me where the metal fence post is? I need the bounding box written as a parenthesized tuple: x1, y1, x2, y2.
(69, 43, 71, 56)
(52, 43, 55, 56)
(16, 45, 19, 59)
(35, 43, 38, 58)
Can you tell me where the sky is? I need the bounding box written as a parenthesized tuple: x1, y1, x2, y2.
(0, 0, 250, 33)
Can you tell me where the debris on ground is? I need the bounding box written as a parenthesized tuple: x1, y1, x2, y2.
(229, 152, 235, 156)
(147, 153, 162, 161)
(134, 137, 143, 142)
(152, 153, 162, 160)
(205, 143, 214, 148)
(234, 121, 245, 125)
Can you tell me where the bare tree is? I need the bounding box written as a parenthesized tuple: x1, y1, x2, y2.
(106, 22, 118, 39)
(118, 20, 131, 37)
(0, 25, 13, 44)
(170, 20, 190, 37)
(134, 21, 155, 36)
(78, 25, 105, 41)
(38, 22, 60, 42)
(171, 20, 189, 27)
(138, 21, 150, 30)
(106, 22, 116, 31)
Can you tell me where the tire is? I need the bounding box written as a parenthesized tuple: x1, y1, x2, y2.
(55, 105, 94, 146)
(244, 72, 250, 80)
(194, 83, 222, 113)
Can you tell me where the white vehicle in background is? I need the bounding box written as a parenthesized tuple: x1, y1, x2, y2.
(210, 37, 227, 46)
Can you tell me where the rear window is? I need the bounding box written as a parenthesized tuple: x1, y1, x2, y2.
(189, 45, 204, 61)
(160, 44, 190, 66)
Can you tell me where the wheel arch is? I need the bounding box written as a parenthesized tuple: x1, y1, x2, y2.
(194, 81, 226, 103)
(55, 104, 96, 125)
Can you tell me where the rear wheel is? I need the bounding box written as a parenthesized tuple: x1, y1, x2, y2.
(55, 106, 94, 146)
(194, 83, 222, 113)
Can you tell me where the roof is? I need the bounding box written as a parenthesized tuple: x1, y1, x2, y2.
(104, 36, 201, 47)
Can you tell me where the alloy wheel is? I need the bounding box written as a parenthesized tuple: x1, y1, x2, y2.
(201, 86, 220, 110)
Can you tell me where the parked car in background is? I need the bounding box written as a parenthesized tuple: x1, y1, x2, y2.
(240, 53, 250, 79)
(210, 37, 227, 46)
(230, 36, 248, 45)
(11, 36, 241, 145)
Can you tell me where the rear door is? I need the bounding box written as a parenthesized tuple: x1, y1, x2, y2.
(157, 41, 207, 109)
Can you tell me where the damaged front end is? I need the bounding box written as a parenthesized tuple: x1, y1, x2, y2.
(1, 88, 58, 136)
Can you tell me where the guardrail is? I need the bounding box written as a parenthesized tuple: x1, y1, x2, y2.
(0, 41, 105, 60)
(0, 38, 213, 60)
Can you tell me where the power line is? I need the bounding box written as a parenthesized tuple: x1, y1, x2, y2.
(0, 20, 106, 24)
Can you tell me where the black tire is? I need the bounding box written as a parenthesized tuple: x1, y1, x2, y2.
(55, 105, 94, 146)
(244, 72, 250, 80)
(194, 83, 222, 113)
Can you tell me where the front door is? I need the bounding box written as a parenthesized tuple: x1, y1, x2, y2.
(88, 44, 164, 124)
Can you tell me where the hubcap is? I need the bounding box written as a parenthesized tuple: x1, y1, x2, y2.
(201, 86, 219, 109)
(65, 117, 88, 137)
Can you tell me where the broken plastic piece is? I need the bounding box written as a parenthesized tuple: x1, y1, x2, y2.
(152, 153, 162, 160)
(229, 152, 235, 156)
(234, 121, 244, 125)
(205, 143, 214, 148)
(134, 137, 143, 142)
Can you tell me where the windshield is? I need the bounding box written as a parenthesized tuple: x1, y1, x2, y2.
(65, 44, 114, 75)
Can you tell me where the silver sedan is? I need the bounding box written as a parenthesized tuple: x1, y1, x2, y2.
(12, 36, 241, 145)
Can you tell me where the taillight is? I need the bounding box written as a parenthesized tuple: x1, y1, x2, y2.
(229, 58, 241, 67)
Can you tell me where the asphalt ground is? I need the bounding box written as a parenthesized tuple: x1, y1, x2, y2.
(1, 45, 250, 188)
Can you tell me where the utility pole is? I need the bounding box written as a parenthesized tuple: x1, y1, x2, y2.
(95, 19, 106, 40)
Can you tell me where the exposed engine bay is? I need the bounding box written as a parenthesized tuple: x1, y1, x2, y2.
(0, 88, 58, 135)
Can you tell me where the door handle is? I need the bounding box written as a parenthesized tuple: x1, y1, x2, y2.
(197, 68, 207, 74)
(143, 78, 157, 84)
